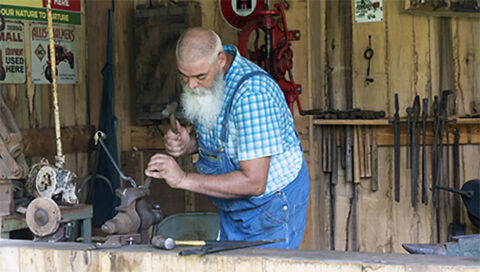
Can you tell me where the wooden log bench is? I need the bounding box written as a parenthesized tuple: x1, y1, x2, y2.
(0, 239, 479, 271)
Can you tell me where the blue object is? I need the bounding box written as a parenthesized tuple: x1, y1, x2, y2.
(195, 72, 310, 249)
(93, 9, 120, 226)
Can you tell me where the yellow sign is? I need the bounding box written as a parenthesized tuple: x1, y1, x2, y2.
(1, 0, 42, 8)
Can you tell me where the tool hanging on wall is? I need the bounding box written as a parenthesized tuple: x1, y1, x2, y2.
(411, 96, 420, 208)
(393, 94, 401, 202)
(363, 35, 374, 84)
(238, 3, 302, 116)
(421, 98, 429, 205)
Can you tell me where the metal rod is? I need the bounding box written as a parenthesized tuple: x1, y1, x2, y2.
(95, 131, 137, 187)
(434, 185, 473, 198)
(47, 0, 64, 168)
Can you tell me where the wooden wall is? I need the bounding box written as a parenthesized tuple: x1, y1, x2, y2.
(0, 4, 89, 183)
(2, 0, 478, 254)
(303, 0, 480, 253)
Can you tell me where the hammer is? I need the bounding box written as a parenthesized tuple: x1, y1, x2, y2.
(151, 235, 283, 251)
(160, 101, 179, 134)
(152, 235, 220, 250)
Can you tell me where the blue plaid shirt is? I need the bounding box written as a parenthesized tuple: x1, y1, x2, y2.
(195, 45, 303, 197)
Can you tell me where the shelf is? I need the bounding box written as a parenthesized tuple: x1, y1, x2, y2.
(312, 118, 480, 126)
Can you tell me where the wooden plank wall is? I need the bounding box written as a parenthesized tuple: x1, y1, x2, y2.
(0, 4, 89, 183)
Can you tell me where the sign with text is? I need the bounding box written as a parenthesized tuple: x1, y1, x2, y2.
(0, 21, 26, 84)
(0, 0, 81, 25)
(220, 0, 265, 30)
(30, 23, 77, 84)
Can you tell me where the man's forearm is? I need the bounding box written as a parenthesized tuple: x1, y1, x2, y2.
(180, 171, 266, 199)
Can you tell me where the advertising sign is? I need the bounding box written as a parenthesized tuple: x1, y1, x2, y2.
(0, 21, 26, 84)
(30, 23, 77, 84)
(220, 0, 265, 30)
(0, 0, 81, 25)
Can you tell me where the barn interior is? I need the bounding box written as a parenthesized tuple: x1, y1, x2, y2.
(0, 0, 479, 271)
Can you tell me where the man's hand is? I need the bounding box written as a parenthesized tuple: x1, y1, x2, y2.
(164, 121, 192, 157)
(145, 153, 186, 188)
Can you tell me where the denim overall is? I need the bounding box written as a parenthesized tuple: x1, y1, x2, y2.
(195, 71, 310, 249)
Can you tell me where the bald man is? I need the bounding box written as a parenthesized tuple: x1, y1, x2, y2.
(145, 27, 309, 249)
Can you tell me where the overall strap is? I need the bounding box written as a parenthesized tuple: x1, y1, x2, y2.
(220, 71, 270, 142)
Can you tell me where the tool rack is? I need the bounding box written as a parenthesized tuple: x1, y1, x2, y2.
(313, 118, 480, 146)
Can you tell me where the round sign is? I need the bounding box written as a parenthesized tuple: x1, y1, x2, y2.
(220, 0, 265, 30)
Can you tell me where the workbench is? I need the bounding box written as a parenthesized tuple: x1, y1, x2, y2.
(0, 239, 479, 271)
(0, 204, 92, 243)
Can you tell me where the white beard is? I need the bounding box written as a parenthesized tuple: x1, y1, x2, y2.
(181, 70, 225, 130)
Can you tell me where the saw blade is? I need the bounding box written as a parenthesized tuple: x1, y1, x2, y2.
(26, 197, 61, 237)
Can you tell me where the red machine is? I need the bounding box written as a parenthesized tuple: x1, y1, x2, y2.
(237, 3, 302, 116)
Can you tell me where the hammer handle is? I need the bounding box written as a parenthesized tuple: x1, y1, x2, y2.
(169, 113, 178, 134)
(175, 240, 206, 246)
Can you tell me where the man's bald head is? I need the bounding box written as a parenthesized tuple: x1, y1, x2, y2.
(176, 27, 223, 65)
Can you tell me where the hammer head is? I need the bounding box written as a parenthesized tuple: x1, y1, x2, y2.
(160, 101, 179, 134)
(160, 101, 178, 119)
(152, 235, 175, 250)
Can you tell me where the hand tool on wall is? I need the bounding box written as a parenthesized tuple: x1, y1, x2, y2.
(421, 98, 429, 205)
(351, 126, 360, 251)
(393, 94, 401, 202)
(406, 107, 413, 169)
(340, 127, 346, 169)
(329, 126, 337, 250)
(358, 126, 365, 178)
(322, 126, 328, 173)
(345, 126, 353, 183)
(448, 128, 465, 238)
(411, 96, 420, 208)
(371, 127, 378, 192)
(326, 126, 332, 173)
(432, 95, 439, 207)
(433, 90, 452, 242)
(444, 95, 451, 207)
(363, 35, 374, 84)
(364, 126, 371, 178)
